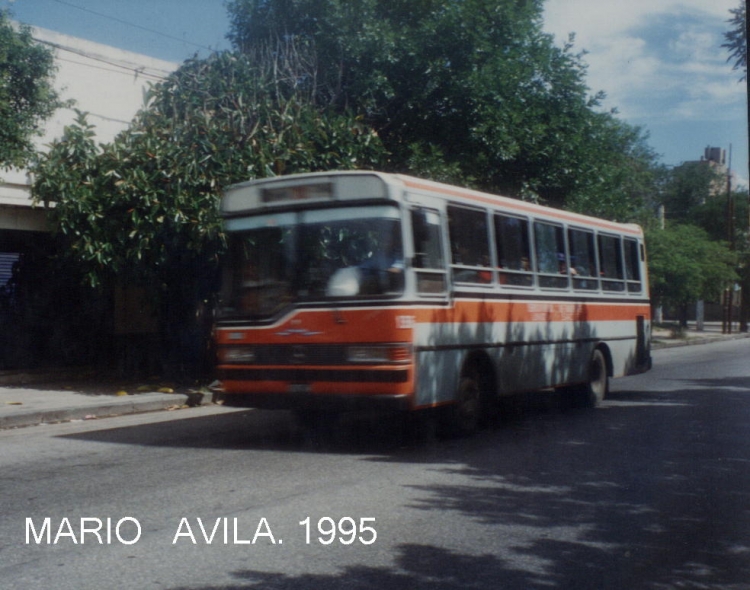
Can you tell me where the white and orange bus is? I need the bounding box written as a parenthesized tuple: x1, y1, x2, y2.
(214, 171, 651, 433)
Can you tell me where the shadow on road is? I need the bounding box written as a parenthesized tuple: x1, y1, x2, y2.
(57, 377, 750, 588)
(170, 543, 547, 589)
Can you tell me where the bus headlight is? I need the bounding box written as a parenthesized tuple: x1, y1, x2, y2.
(218, 347, 256, 364)
(347, 344, 411, 364)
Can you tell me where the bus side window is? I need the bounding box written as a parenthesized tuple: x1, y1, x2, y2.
(411, 208, 447, 294)
(447, 205, 492, 284)
(624, 238, 642, 293)
(494, 214, 533, 286)
(598, 234, 625, 292)
(568, 228, 599, 290)
(534, 221, 568, 289)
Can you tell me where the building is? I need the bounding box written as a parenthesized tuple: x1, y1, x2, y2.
(1, 24, 177, 243)
(694, 146, 734, 197)
(0, 26, 177, 369)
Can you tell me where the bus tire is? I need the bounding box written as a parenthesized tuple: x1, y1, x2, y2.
(578, 348, 608, 408)
(445, 377, 481, 436)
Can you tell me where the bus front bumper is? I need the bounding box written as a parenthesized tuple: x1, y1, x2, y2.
(214, 388, 412, 412)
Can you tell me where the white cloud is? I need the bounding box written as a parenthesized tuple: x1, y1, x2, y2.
(543, 0, 748, 179)
(543, 0, 745, 120)
(543, 0, 737, 48)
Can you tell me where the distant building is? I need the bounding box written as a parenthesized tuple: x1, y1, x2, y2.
(702, 146, 727, 171)
(685, 146, 735, 197)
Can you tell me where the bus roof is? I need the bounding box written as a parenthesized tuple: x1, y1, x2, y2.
(221, 170, 644, 236)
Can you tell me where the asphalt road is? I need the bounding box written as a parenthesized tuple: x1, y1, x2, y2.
(1, 339, 749, 589)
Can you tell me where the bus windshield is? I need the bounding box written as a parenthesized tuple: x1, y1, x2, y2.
(219, 205, 404, 320)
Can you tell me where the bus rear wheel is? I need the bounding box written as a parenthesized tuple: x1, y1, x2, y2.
(444, 377, 481, 437)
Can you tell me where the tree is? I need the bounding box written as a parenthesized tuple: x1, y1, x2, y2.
(32, 47, 384, 377)
(723, 1, 747, 80)
(0, 10, 63, 168)
(226, 0, 662, 218)
(646, 224, 738, 325)
(659, 162, 727, 226)
(564, 117, 663, 223)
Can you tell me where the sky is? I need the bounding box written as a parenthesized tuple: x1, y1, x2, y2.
(544, 0, 748, 186)
(3, 0, 748, 186)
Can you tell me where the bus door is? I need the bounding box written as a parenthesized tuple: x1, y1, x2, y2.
(408, 204, 458, 407)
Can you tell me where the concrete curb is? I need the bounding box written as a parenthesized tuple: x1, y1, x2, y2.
(0, 392, 200, 430)
(651, 332, 750, 350)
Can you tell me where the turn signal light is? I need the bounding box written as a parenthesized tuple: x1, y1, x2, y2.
(218, 347, 256, 364)
(347, 344, 411, 364)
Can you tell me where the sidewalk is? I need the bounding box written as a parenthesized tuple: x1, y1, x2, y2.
(0, 372, 211, 430)
(651, 321, 750, 349)
(1, 323, 749, 429)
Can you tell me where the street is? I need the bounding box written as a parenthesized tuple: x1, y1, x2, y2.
(1, 339, 750, 589)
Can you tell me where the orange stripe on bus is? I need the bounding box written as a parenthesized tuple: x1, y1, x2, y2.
(414, 301, 651, 324)
(217, 302, 650, 346)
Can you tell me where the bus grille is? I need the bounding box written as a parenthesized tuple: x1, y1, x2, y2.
(218, 368, 409, 383)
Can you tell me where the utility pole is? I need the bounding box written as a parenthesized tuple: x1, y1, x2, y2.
(743, 0, 750, 332)
(724, 145, 735, 334)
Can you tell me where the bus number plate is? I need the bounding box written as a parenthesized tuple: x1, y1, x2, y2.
(288, 383, 311, 394)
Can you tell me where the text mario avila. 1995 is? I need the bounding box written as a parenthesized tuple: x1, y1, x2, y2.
(25, 516, 378, 546)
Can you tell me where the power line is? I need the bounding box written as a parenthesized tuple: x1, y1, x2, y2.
(48, 0, 217, 54)
(62, 109, 132, 126)
(34, 36, 172, 82)
(55, 55, 168, 82)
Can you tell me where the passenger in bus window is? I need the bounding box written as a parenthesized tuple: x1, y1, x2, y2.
(557, 254, 570, 275)
(358, 230, 404, 294)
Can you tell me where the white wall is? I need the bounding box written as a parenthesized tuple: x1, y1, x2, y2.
(0, 25, 178, 228)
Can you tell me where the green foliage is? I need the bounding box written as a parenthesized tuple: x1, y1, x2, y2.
(646, 224, 738, 309)
(690, 188, 749, 244)
(33, 49, 384, 291)
(723, 2, 747, 81)
(564, 118, 663, 223)
(659, 162, 727, 225)
(0, 10, 64, 168)
(226, 0, 661, 219)
(32, 45, 385, 377)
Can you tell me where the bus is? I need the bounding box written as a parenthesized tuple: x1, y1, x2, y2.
(214, 171, 651, 433)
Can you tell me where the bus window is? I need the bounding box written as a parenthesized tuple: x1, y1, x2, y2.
(448, 205, 492, 284)
(624, 238, 642, 293)
(411, 208, 447, 294)
(219, 206, 405, 319)
(598, 234, 625, 291)
(568, 228, 599, 290)
(534, 221, 568, 289)
(494, 214, 533, 286)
